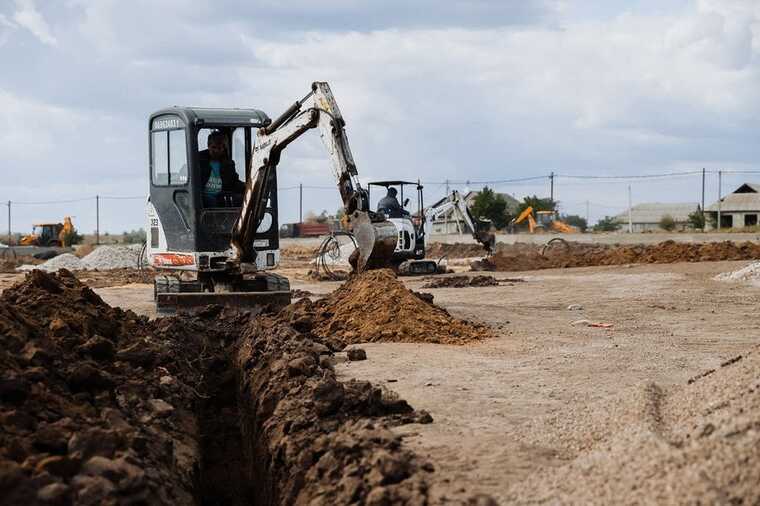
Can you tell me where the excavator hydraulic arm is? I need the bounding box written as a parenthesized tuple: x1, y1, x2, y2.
(511, 206, 537, 233)
(428, 190, 495, 254)
(231, 82, 397, 271)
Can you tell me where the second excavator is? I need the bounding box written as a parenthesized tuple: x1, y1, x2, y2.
(146, 82, 397, 312)
(510, 207, 578, 234)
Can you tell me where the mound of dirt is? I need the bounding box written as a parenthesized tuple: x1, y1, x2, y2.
(0, 269, 240, 505)
(236, 311, 436, 505)
(474, 240, 760, 272)
(291, 288, 314, 298)
(421, 275, 499, 289)
(280, 244, 318, 260)
(0, 270, 466, 505)
(284, 269, 491, 346)
(507, 348, 760, 504)
(307, 268, 351, 281)
(426, 242, 496, 259)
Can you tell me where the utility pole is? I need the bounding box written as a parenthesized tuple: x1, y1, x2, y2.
(96, 195, 100, 245)
(6, 200, 10, 246)
(585, 200, 590, 225)
(701, 168, 706, 230)
(550, 171, 555, 202)
(717, 170, 722, 231)
(627, 185, 633, 233)
(298, 183, 303, 224)
(443, 179, 449, 234)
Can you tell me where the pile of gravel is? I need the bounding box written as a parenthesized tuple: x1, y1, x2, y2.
(81, 244, 144, 270)
(16, 253, 84, 272)
(714, 261, 760, 283)
(16, 244, 146, 272)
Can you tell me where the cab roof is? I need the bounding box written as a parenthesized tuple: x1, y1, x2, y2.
(150, 107, 271, 129)
(368, 180, 419, 187)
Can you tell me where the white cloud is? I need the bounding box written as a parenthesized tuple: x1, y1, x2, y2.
(0, 0, 759, 229)
(0, 89, 82, 159)
(13, 0, 57, 46)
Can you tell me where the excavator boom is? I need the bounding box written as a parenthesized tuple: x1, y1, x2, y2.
(231, 82, 396, 271)
(428, 190, 495, 254)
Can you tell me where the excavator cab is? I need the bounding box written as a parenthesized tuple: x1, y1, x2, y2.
(146, 107, 289, 312)
(368, 181, 426, 262)
(146, 108, 280, 272)
(535, 210, 556, 230)
(21, 223, 61, 247)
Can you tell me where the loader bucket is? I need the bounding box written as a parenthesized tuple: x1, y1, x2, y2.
(349, 211, 398, 271)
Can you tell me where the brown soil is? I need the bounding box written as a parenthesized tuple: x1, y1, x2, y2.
(291, 288, 314, 298)
(506, 346, 760, 504)
(426, 242, 495, 259)
(421, 275, 499, 289)
(307, 268, 351, 281)
(280, 244, 318, 260)
(0, 269, 218, 505)
(235, 310, 437, 505)
(282, 269, 491, 346)
(474, 240, 760, 272)
(0, 269, 456, 505)
(74, 268, 154, 288)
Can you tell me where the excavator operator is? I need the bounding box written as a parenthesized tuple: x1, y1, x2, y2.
(377, 187, 405, 218)
(199, 130, 244, 208)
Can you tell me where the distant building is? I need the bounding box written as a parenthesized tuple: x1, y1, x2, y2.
(706, 183, 760, 229)
(429, 190, 519, 234)
(614, 203, 699, 232)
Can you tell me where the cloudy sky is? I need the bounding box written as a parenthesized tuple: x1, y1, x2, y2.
(1, 0, 758, 234)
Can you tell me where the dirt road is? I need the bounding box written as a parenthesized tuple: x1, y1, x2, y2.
(334, 261, 760, 502)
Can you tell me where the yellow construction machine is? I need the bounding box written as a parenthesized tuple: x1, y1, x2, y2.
(20, 217, 75, 247)
(510, 207, 578, 233)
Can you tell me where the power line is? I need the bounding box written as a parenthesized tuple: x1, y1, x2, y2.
(11, 197, 95, 205)
(557, 170, 703, 180)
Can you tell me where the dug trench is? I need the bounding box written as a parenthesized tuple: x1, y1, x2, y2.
(0, 269, 491, 505)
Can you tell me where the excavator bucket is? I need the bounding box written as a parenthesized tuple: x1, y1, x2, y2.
(349, 211, 398, 271)
(476, 231, 496, 255)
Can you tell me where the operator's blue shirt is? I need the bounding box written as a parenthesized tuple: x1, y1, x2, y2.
(203, 161, 223, 206)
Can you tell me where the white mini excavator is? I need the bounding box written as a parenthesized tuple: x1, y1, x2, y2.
(146, 82, 397, 312)
(364, 182, 494, 275)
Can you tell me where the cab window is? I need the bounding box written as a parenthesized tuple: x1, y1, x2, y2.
(151, 129, 188, 186)
(197, 127, 247, 208)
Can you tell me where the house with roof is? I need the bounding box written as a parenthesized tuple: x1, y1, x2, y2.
(428, 190, 519, 234)
(706, 183, 760, 229)
(614, 203, 700, 232)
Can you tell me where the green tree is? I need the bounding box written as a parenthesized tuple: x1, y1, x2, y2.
(706, 212, 717, 229)
(659, 214, 676, 231)
(61, 227, 83, 247)
(470, 187, 511, 229)
(687, 209, 705, 230)
(122, 229, 146, 244)
(561, 214, 587, 232)
(516, 195, 556, 216)
(594, 216, 620, 232)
